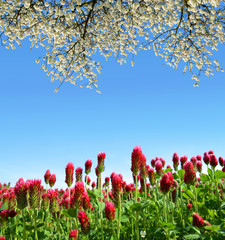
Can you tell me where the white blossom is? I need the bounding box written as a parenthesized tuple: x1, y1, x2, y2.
(0, 0, 224, 92)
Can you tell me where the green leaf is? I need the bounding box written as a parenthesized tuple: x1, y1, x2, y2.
(215, 170, 225, 179)
(62, 209, 70, 217)
(182, 190, 195, 199)
(67, 208, 77, 218)
(204, 225, 220, 231)
(220, 203, 225, 210)
(162, 222, 176, 229)
(97, 201, 105, 211)
(200, 174, 210, 183)
(120, 215, 129, 223)
(207, 168, 213, 179)
(129, 202, 142, 212)
(37, 223, 44, 228)
(142, 202, 156, 211)
(26, 225, 35, 231)
(173, 172, 179, 180)
(115, 209, 119, 220)
(0, 203, 7, 211)
(178, 169, 185, 180)
(196, 187, 208, 197)
(184, 234, 201, 239)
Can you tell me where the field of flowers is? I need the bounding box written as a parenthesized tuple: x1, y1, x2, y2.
(1, 146, 225, 240)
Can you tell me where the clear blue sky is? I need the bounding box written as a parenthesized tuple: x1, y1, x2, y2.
(0, 40, 225, 189)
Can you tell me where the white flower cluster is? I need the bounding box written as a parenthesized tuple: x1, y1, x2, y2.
(0, 0, 224, 92)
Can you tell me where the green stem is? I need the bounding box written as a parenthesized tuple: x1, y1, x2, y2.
(106, 187, 109, 202)
(99, 176, 104, 240)
(112, 221, 117, 240)
(163, 195, 167, 223)
(85, 175, 87, 191)
(135, 175, 139, 240)
(179, 184, 184, 228)
(131, 216, 134, 240)
(34, 209, 38, 240)
(135, 175, 138, 203)
(22, 209, 27, 240)
(194, 186, 198, 213)
(144, 179, 147, 200)
(135, 212, 139, 240)
(117, 194, 121, 239)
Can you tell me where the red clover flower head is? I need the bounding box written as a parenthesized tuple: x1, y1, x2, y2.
(172, 152, 179, 171)
(155, 160, 163, 176)
(81, 192, 91, 210)
(112, 174, 122, 193)
(160, 173, 171, 194)
(78, 210, 90, 235)
(193, 213, 204, 228)
(97, 152, 106, 173)
(210, 155, 218, 168)
(187, 203, 192, 210)
(105, 177, 110, 187)
(85, 175, 91, 185)
(219, 157, 224, 167)
(28, 179, 42, 209)
(190, 156, 197, 169)
(203, 152, 210, 165)
(105, 201, 115, 221)
(65, 162, 74, 188)
(85, 159, 92, 175)
(131, 145, 142, 176)
(196, 161, 202, 173)
(95, 167, 101, 178)
(140, 153, 148, 179)
(160, 158, 165, 167)
(75, 167, 83, 182)
(184, 162, 196, 185)
(44, 170, 51, 185)
(14, 178, 28, 210)
(180, 156, 188, 169)
(151, 159, 155, 168)
(148, 168, 155, 186)
(69, 229, 78, 240)
(49, 174, 56, 188)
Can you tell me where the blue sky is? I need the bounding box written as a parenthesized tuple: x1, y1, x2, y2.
(0, 40, 225, 189)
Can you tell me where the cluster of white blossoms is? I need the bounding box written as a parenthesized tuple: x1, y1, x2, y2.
(0, 0, 224, 92)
